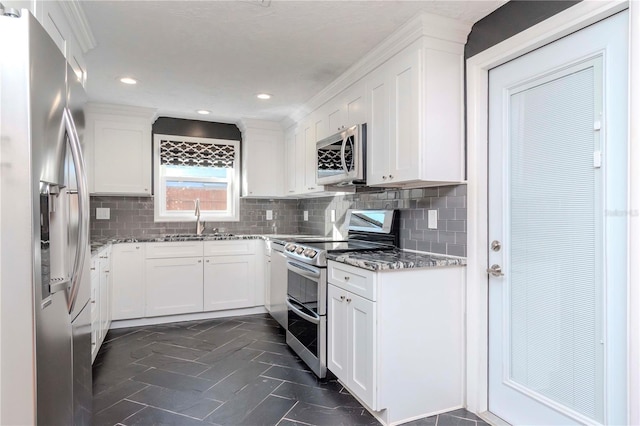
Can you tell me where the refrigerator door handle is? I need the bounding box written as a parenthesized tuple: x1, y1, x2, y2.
(63, 107, 89, 314)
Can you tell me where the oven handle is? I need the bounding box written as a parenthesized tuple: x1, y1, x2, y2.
(286, 297, 320, 325)
(286, 260, 321, 279)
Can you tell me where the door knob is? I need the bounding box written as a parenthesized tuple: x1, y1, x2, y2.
(490, 240, 501, 252)
(487, 264, 504, 277)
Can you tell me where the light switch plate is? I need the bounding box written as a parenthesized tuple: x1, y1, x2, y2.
(303, 211, 309, 221)
(428, 210, 438, 229)
(96, 207, 110, 220)
(266, 210, 273, 220)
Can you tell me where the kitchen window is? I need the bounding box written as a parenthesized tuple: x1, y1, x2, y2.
(153, 134, 240, 222)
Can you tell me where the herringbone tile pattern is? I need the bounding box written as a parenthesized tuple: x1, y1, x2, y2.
(92, 314, 488, 426)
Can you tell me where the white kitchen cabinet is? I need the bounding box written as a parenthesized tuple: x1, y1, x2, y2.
(284, 127, 298, 195)
(365, 39, 465, 187)
(239, 119, 284, 197)
(325, 80, 367, 135)
(90, 245, 111, 362)
(202, 240, 257, 311)
(327, 260, 465, 425)
(264, 246, 272, 312)
(84, 103, 155, 196)
(145, 257, 204, 317)
(203, 255, 255, 311)
(111, 243, 145, 320)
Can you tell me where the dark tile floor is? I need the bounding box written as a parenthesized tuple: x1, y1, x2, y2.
(93, 314, 489, 426)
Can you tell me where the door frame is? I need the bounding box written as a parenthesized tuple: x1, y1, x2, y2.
(465, 1, 640, 424)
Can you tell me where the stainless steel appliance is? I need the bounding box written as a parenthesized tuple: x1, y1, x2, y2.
(316, 124, 366, 186)
(0, 10, 91, 425)
(284, 210, 398, 377)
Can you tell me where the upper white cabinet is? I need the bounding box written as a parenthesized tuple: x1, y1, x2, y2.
(366, 39, 465, 187)
(239, 119, 284, 198)
(284, 122, 325, 196)
(284, 13, 470, 191)
(84, 103, 156, 196)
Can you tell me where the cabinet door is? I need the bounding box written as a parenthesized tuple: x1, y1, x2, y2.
(366, 66, 391, 186)
(242, 128, 284, 197)
(327, 104, 344, 134)
(98, 254, 111, 341)
(348, 292, 377, 409)
(284, 130, 297, 195)
(145, 257, 203, 317)
(264, 255, 272, 312)
(90, 258, 99, 361)
(93, 120, 151, 195)
(203, 255, 255, 311)
(302, 122, 321, 193)
(387, 47, 421, 184)
(327, 284, 349, 382)
(344, 81, 366, 127)
(111, 244, 145, 320)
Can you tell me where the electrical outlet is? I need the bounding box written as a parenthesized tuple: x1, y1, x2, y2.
(96, 207, 110, 220)
(303, 211, 309, 221)
(428, 210, 438, 229)
(330, 210, 336, 223)
(266, 210, 273, 220)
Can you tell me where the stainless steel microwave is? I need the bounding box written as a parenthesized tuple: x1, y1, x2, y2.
(315, 123, 366, 186)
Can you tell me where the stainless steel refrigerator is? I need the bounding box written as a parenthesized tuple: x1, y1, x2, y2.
(0, 9, 91, 425)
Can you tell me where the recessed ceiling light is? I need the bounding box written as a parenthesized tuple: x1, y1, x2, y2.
(119, 77, 137, 85)
(197, 110, 211, 115)
(257, 93, 272, 100)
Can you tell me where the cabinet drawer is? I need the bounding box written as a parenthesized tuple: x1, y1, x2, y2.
(146, 242, 203, 258)
(328, 261, 376, 301)
(204, 240, 255, 256)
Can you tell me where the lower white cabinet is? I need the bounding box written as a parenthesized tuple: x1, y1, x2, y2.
(327, 260, 465, 425)
(204, 255, 255, 311)
(145, 257, 204, 317)
(90, 245, 112, 363)
(111, 243, 145, 320)
(108, 240, 265, 322)
(328, 285, 376, 406)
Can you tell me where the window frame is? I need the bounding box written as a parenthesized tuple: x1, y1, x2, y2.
(153, 134, 240, 222)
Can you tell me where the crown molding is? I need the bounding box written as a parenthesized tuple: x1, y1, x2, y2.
(58, 0, 97, 53)
(237, 118, 284, 134)
(86, 103, 157, 120)
(286, 12, 472, 124)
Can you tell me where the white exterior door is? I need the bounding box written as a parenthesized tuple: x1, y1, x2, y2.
(488, 11, 628, 425)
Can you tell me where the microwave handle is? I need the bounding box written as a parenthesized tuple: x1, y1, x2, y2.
(340, 136, 348, 173)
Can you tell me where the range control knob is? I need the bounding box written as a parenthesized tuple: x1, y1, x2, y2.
(295, 247, 305, 254)
(285, 243, 296, 252)
(307, 250, 317, 259)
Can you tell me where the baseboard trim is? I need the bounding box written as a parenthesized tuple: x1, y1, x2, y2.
(109, 306, 269, 329)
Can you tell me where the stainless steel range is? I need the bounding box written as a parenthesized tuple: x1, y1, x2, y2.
(283, 209, 399, 378)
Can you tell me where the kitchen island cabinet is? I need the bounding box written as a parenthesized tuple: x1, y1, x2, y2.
(327, 260, 465, 425)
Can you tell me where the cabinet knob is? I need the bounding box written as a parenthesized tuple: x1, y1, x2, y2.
(144, 188, 148, 192)
(104, 270, 110, 273)
(389, 175, 394, 179)
(206, 259, 210, 263)
(90, 267, 96, 271)
(346, 298, 352, 303)
(198, 260, 202, 263)
(91, 300, 96, 304)
(340, 295, 345, 301)
(136, 246, 140, 249)
(344, 276, 350, 281)
(382, 175, 387, 180)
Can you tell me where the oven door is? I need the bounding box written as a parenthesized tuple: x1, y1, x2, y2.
(285, 259, 327, 377)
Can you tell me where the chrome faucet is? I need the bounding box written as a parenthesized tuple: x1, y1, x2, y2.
(195, 199, 205, 235)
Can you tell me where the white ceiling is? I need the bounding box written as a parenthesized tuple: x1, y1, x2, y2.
(81, 1, 504, 125)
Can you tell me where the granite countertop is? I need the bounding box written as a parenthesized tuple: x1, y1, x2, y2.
(90, 233, 324, 254)
(327, 249, 466, 271)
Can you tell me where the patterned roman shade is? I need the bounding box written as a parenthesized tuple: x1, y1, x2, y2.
(159, 139, 236, 168)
